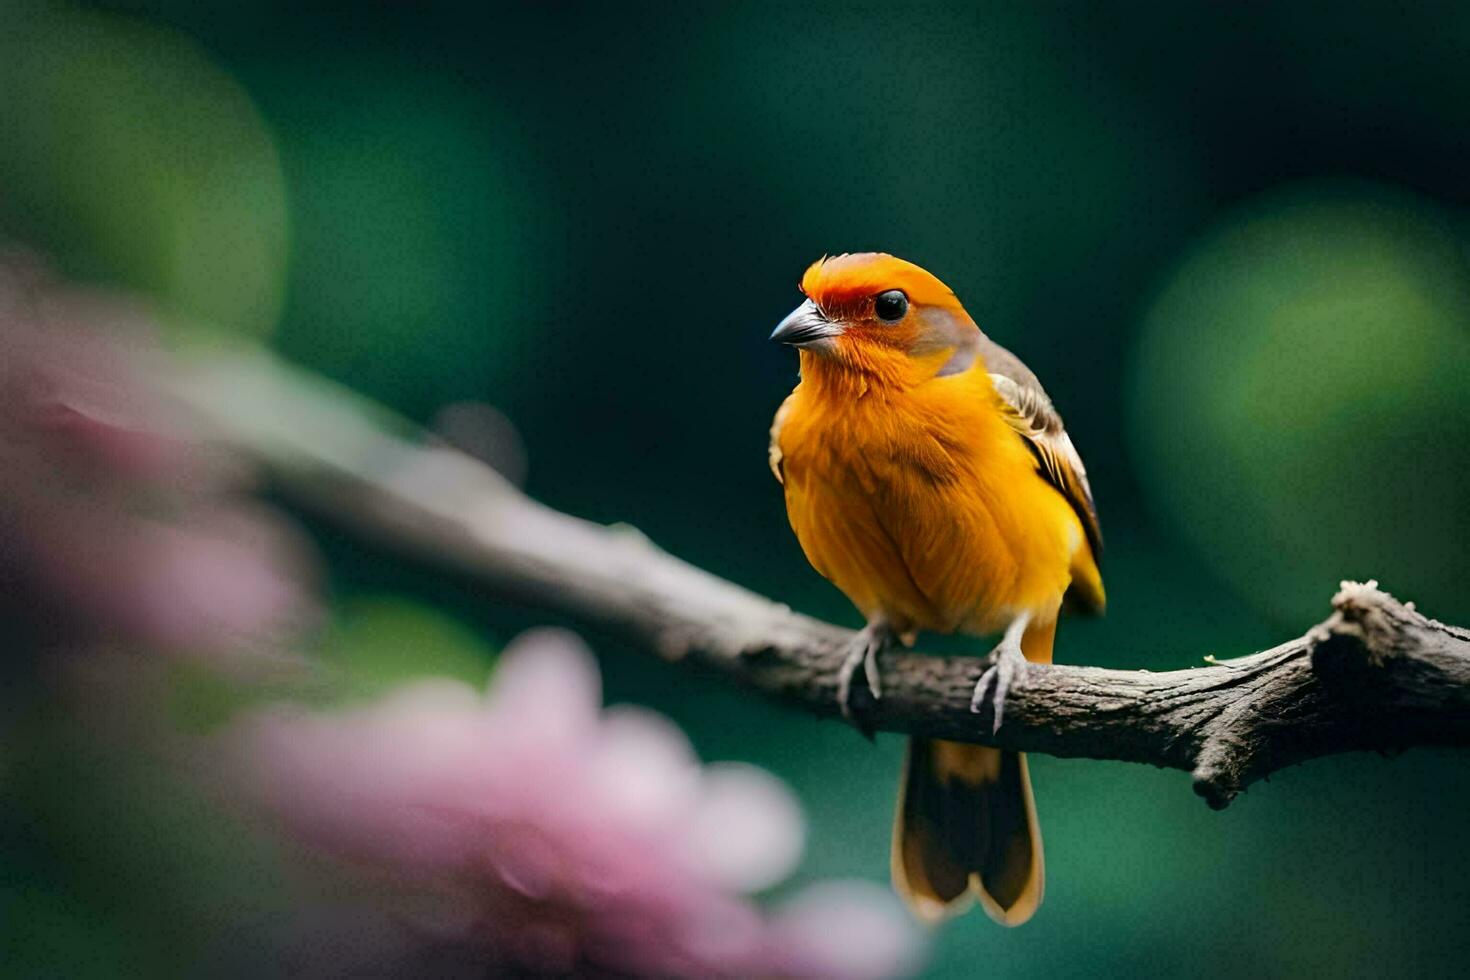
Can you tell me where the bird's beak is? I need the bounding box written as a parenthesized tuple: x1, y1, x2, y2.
(769, 299, 842, 351)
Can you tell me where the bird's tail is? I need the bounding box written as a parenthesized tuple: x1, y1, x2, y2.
(891, 620, 1054, 926)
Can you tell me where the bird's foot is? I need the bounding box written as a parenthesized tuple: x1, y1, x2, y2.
(970, 616, 1032, 733)
(837, 621, 892, 724)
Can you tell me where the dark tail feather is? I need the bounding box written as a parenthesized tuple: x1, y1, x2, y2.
(891, 738, 1044, 926)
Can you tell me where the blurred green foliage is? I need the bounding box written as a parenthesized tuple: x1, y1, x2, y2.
(2, 1, 1469, 977)
(255, 58, 548, 415)
(1133, 182, 1470, 624)
(162, 596, 497, 734)
(0, 3, 288, 340)
(314, 596, 496, 702)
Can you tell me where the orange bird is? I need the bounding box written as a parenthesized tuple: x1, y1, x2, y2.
(768, 253, 1103, 926)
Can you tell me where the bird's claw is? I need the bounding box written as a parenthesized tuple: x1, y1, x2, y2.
(838, 623, 890, 724)
(970, 634, 1028, 734)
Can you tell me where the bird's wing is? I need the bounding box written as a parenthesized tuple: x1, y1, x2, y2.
(981, 336, 1102, 563)
(769, 393, 794, 484)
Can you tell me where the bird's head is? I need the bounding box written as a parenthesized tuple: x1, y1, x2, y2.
(770, 253, 981, 382)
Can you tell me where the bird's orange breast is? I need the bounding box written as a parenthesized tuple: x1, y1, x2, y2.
(777, 362, 1083, 636)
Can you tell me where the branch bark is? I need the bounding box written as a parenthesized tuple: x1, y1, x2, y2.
(169, 351, 1470, 809)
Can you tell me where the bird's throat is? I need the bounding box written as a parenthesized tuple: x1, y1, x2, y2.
(798, 344, 976, 399)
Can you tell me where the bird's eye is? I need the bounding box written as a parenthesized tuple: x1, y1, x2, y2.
(874, 290, 908, 322)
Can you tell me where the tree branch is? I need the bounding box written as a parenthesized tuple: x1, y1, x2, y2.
(169, 351, 1470, 809)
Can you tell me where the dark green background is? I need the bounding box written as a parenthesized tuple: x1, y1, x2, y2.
(2, 2, 1468, 977)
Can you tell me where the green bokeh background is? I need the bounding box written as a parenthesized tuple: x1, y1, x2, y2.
(2, 2, 1469, 977)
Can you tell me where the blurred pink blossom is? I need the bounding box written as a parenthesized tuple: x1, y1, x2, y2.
(228, 629, 924, 978)
(0, 251, 315, 657)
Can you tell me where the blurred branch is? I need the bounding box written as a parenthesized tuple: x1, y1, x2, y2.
(170, 352, 1470, 810)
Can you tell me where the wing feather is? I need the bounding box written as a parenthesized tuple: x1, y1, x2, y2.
(769, 393, 794, 484)
(981, 338, 1102, 564)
